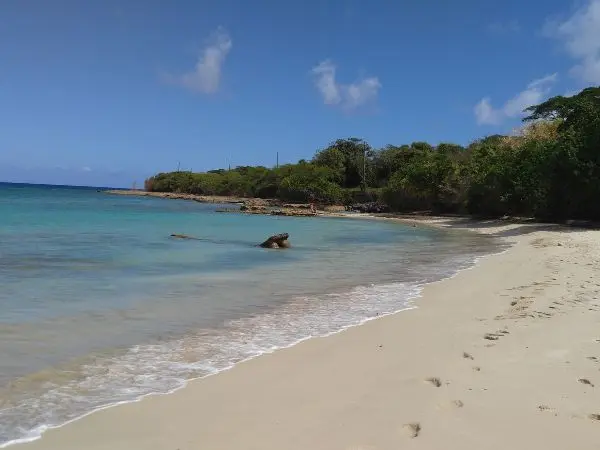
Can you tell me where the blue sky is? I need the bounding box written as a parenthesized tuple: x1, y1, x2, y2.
(1, 0, 599, 187)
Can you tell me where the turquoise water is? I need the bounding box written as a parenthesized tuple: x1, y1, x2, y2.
(0, 183, 504, 446)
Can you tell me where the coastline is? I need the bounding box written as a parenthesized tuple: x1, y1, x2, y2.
(103, 189, 250, 204)
(13, 218, 600, 449)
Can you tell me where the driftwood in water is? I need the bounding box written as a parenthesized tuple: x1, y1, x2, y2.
(259, 233, 290, 249)
(170, 233, 200, 240)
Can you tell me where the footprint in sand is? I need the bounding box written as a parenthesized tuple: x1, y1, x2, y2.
(463, 352, 474, 360)
(538, 405, 557, 414)
(578, 378, 595, 387)
(588, 414, 600, 422)
(436, 399, 464, 411)
(484, 330, 508, 340)
(425, 377, 442, 387)
(401, 423, 421, 438)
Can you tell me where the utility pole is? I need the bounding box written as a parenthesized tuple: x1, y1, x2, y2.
(276, 152, 279, 169)
(362, 145, 367, 192)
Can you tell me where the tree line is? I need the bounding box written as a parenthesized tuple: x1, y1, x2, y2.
(145, 86, 600, 220)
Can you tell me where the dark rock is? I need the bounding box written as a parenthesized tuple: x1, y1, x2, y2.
(345, 202, 390, 214)
(240, 204, 268, 213)
(259, 233, 290, 249)
(270, 208, 316, 217)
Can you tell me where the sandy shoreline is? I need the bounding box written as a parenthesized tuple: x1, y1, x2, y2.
(15, 217, 600, 450)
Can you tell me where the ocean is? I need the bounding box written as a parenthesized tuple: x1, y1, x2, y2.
(0, 182, 505, 446)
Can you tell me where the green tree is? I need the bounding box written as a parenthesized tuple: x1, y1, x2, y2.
(278, 163, 344, 203)
(313, 138, 372, 190)
(524, 87, 600, 219)
(143, 86, 600, 220)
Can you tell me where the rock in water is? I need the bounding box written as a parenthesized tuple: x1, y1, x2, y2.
(170, 233, 199, 240)
(259, 233, 290, 249)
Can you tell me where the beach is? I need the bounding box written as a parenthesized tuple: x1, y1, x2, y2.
(15, 217, 600, 450)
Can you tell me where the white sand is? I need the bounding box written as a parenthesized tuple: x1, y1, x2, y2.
(17, 218, 600, 450)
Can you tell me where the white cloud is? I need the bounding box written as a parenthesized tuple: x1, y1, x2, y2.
(311, 60, 381, 111)
(175, 28, 232, 94)
(544, 0, 600, 84)
(312, 61, 341, 105)
(474, 74, 558, 125)
(474, 98, 502, 125)
(503, 74, 558, 116)
(82, 166, 92, 172)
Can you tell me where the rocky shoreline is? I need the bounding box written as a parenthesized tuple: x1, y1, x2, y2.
(103, 190, 252, 204)
(104, 190, 337, 217)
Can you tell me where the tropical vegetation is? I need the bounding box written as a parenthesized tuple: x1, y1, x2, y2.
(145, 87, 600, 220)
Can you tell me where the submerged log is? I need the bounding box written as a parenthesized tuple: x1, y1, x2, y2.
(170, 233, 200, 240)
(259, 233, 290, 249)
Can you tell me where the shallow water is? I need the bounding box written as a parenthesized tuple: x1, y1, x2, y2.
(0, 183, 505, 446)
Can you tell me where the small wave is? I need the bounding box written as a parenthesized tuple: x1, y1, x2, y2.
(0, 279, 423, 447)
(0, 242, 509, 447)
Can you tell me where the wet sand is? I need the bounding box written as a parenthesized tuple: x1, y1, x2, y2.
(17, 218, 600, 450)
